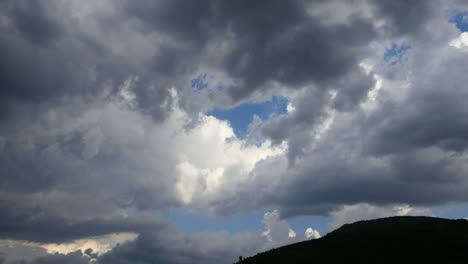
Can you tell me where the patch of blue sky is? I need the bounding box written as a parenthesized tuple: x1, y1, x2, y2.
(208, 96, 288, 138)
(168, 208, 265, 234)
(168, 208, 329, 236)
(384, 42, 411, 65)
(449, 10, 468, 32)
(191, 73, 208, 90)
(432, 203, 468, 220)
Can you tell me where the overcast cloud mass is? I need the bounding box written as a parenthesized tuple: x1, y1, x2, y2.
(1, 0, 468, 263)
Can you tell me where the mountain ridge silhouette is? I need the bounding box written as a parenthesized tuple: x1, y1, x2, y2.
(239, 216, 468, 263)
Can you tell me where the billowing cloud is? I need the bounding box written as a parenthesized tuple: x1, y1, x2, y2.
(0, 84, 284, 244)
(305, 227, 321, 239)
(449, 32, 468, 48)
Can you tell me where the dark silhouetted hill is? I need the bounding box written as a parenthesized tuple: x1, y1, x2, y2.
(240, 216, 468, 263)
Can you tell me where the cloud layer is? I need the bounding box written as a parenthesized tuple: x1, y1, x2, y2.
(2, 0, 468, 263)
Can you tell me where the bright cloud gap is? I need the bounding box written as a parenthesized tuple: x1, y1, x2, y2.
(207, 96, 288, 138)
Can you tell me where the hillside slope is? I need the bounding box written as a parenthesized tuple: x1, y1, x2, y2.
(241, 216, 468, 263)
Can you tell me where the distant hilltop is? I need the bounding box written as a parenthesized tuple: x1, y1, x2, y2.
(239, 216, 468, 263)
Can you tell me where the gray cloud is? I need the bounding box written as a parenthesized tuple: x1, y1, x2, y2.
(2, 0, 468, 263)
(0, 198, 165, 243)
(0, 0, 173, 122)
(98, 229, 261, 264)
(16, 251, 93, 264)
(371, 0, 434, 37)
(367, 56, 468, 155)
(0, 0, 378, 124)
(222, 10, 468, 216)
(123, 0, 378, 106)
(0, 0, 381, 236)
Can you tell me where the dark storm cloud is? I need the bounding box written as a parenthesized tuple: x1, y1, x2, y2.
(221, 15, 376, 100)
(0, 1, 95, 103)
(367, 95, 468, 155)
(0, 0, 172, 122)
(371, 0, 434, 36)
(3, 0, 468, 263)
(124, 0, 377, 101)
(0, 96, 181, 244)
(261, 88, 330, 163)
(331, 69, 376, 111)
(0, 198, 165, 243)
(1, 1, 62, 44)
(209, 27, 468, 217)
(0, 0, 381, 242)
(260, 67, 375, 162)
(0, 101, 179, 209)
(235, 33, 468, 217)
(366, 55, 468, 155)
(97, 230, 259, 264)
(227, 110, 468, 218)
(0, 0, 432, 123)
(275, 147, 468, 217)
(0, 0, 379, 122)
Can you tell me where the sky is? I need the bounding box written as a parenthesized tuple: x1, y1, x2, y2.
(1, 0, 468, 263)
